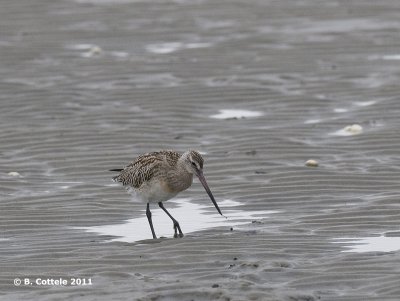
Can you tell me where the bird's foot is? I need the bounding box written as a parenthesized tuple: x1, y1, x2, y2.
(174, 232, 184, 238)
(173, 222, 184, 238)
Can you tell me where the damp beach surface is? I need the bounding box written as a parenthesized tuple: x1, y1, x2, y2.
(2, 0, 400, 300)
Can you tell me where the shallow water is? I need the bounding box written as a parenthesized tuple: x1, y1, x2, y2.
(335, 233, 400, 253)
(210, 109, 264, 120)
(78, 199, 277, 242)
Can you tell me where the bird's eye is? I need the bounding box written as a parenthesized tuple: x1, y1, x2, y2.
(191, 162, 197, 167)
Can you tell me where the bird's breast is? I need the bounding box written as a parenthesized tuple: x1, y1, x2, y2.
(126, 170, 193, 203)
(132, 180, 178, 203)
(165, 171, 193, 193)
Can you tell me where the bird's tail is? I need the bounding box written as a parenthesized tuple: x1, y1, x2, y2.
(109, 169, 123, 182)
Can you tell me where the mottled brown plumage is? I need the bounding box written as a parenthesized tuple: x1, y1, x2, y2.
(114, 151, 179, 188)
(110, 150, 222, 239)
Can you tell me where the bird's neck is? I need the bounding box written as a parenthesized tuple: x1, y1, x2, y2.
(168, 159, 193, 192)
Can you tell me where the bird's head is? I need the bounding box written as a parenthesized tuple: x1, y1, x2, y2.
(181, 150, 223, 217)
(183, 150, 204, 176)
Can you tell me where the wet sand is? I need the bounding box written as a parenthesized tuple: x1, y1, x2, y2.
(1, 0, 400, 300)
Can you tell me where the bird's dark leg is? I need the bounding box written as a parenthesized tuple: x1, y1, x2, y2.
(146, 203, 157, 239)
(158, 202, 184, 238)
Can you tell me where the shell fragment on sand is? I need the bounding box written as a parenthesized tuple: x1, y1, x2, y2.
(330, 124, 363, 136)
(8, 171, 22, 177)
(82, 46, 103, 57)
(305, 159, 319, 167)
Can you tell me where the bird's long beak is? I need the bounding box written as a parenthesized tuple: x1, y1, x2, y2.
(196, 170, 224, 216)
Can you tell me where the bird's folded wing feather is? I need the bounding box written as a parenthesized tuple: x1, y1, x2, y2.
(113, 151, 179, 188)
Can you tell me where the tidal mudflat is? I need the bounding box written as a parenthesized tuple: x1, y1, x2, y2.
(1, 0, 400, 300)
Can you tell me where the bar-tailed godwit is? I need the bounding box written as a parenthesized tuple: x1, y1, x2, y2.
(110, 150, 223, 239)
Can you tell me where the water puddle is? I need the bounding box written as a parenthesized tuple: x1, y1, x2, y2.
(334, 232, 400, 253)
(210, 109, 263, 120)
(369, 54, 400, 61)
(74, 0, 144, 4)
(354, 100, 376, 107)
(382, 54, 400, 60)
(304, 119, 321, 124)
(146, 42, 211, 54)
(77, 199, 277, 243)
(333, 108, 349, 113)
(146, 42, 183, 54)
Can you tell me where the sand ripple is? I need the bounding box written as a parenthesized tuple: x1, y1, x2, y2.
(1, 0, 400, 300)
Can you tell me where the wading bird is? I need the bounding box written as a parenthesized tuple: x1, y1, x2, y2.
(110, 150, 223, 239)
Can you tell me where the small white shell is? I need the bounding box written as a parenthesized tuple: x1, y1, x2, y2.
(343, 124, 363, 135)
(330, 124, 363, 136)
(82, 46, 103, 58)
(305, 159, 319, 167)
(8, 171, 22, 177)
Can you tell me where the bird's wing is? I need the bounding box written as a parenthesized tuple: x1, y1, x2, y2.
(113, 151, 179, 188)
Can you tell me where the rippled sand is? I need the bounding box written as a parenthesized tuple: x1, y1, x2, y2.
(2, 0, 400, 300)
